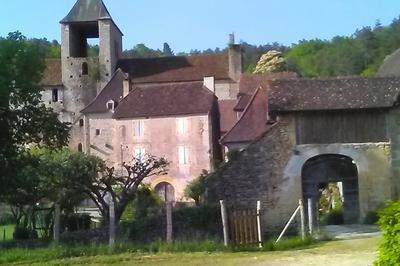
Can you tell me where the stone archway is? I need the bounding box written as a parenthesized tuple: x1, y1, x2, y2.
(155, 182, 175, 203)
(302, 154, 359, 223)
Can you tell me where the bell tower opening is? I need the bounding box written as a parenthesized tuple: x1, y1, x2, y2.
(69, 22, 99, 58)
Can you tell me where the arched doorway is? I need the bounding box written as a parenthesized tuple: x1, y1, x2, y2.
(155, 182, 175, 203)
(302, 154, 359, 223)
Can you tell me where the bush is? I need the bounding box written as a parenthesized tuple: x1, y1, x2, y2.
(128, 205, 222, 242)
(320, 209, 343, 225)
(61, 213, 91, 232)
(13, 226, 38, 240)
(376, 201, 400, 265)
(363, 210, 379, 224)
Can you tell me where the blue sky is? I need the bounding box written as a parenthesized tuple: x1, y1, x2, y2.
(1, 0, 400, 53)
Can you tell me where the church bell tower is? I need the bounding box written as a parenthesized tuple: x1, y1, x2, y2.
(60, 0, 123, 148)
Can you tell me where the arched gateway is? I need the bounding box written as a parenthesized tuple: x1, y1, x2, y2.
(302, 154, 360, 223)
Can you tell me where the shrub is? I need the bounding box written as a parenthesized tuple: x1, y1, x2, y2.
(320, 209, 343, 225)
(61, 213, 91, 232)
(13, 226, 38, 240)
(363, 210, 379, 225)
(128, 204, 222, 242)
(376, 201, 400, 265)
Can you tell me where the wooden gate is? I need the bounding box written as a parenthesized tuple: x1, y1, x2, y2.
(228, 208, 260, 245)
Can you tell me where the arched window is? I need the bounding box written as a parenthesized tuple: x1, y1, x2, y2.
(82, 62, 88, 75)
(155, 182, 175, 202)
(78, 143, 83, 152)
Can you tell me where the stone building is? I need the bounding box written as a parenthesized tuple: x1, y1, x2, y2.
(39, 0, 243, 201)
(208, 76, 400, 233)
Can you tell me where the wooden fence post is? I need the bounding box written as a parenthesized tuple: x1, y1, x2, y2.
(220, 200, 229, 246)
(109, 200, 115, 249)
(256, 201, 262, 248)
(299, 199, 305, 240)
(166, 202, 173, 243)
(53, 203, 60, 243)
(307, 198, 314, 235)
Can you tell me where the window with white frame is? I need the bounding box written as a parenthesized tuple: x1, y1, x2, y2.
(134, 147, 146, 161)
(133, 120, 145, 137)
(177, 117, 188, 135)
(178, 145, 189, 165)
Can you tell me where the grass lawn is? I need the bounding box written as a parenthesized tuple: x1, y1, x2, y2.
(0, 224, 14, 241)
(0, 236, 380, 266)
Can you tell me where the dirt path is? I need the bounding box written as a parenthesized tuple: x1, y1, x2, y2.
(251, 236, 379, 266)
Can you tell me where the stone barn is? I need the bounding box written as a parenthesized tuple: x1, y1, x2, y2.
(207, 77, 400, 233)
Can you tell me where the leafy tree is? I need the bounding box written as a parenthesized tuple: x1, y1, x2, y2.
(184, 170, 209, 206)
(0, 32, 70, 196)
(58, 153, 169, 224)
(163, 42, 174, 56)
(123, 43, 163, 58)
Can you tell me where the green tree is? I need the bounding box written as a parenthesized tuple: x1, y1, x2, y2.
(123, 43, 163, 58)
(58, 152, 169, 224)
(163, 42, 174, 56)
(0, 32, 70, 196)
(184, 170, 209, 206)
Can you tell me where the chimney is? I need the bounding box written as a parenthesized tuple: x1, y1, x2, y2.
(123, 78, 130, 98)
(228, 33, 243, 82)
(203, 76, 215, 93)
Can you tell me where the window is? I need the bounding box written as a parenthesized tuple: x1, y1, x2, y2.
(95, 129, 100, 136)
(155, 182, 175, 202)
(177, 117, 188, 135)
(82, 62, 88, 75)
(78, 143, 83, 152)
(134, 147, 146, 161)
(52, 89, 58, 102)
(79, 119, 84, 127)
(133, 120, 144, 137)
(107, 102, 113, 110)
(178, 145, 189, 165)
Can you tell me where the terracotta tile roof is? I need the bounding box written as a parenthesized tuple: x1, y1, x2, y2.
(233, 72, 298, 112)
(218, 99, 238, 134)
(81, 69, 127, 113)
(239, 72, 298, 95)
(268, 77, 400, 112)
(113, 82, 216, 119)
(233, 94, 251, 111)
(40, 59, 62, 86)
(117, 54, 230, 84)
(220, 87, 270, 144)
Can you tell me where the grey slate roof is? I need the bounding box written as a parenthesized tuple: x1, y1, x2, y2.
(269, 77, 400, 112)
(60, 0, 112, 23)
(377, 48, 400, 77)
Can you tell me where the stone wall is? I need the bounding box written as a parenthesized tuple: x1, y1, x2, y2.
(85, 113, 216, 201)
(290, 142, 392, 221)
(206, 115, 297, 234)
(388, 107, 400, 199)
(207, 113, 395, 234)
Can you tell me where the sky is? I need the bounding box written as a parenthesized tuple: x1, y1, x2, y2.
(1, 0, 400, 53)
